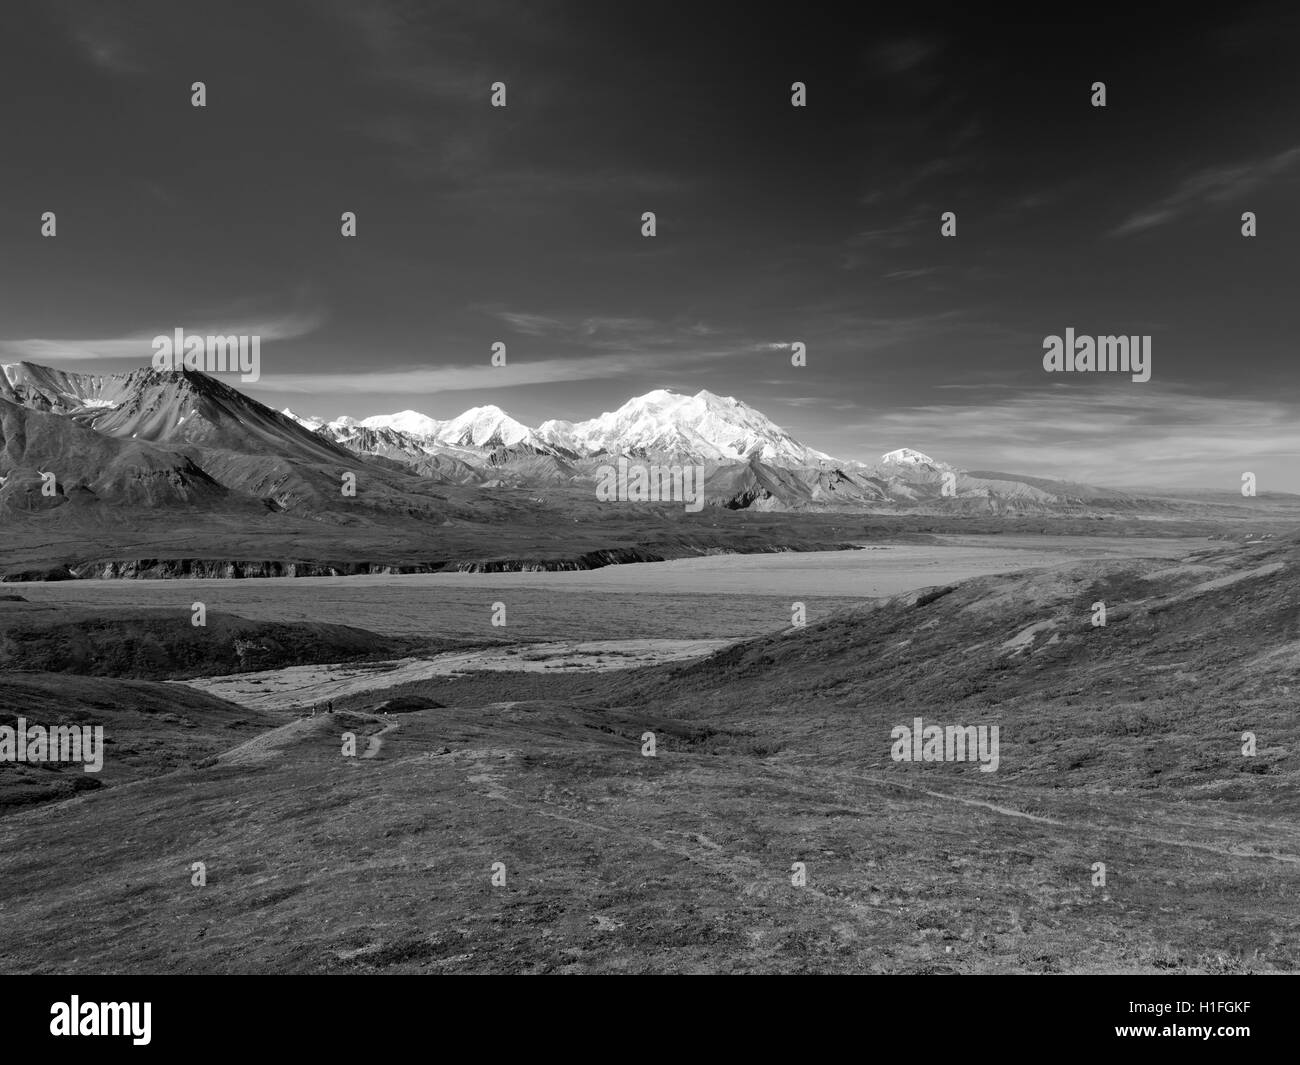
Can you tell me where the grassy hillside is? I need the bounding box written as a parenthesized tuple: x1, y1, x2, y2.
(0, 600, 428, 679)
(0, 536, 1295, 972)
(0, 673, 277, 813)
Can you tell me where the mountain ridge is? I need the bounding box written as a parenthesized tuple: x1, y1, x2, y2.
(288, 388, 843, 468)
(0, 361, 1266, 521)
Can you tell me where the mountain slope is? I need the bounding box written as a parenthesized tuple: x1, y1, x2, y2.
(0, 367, 495, 518)
(0, 397, 227, 510)
(0, 361, 136, 415)
(83, 369, 355, 464)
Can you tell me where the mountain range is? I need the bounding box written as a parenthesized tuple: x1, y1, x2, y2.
(278, 388, 1152, 512)
(1, 358, 1276, 526)
(281, 388, 837, 468)
(1, 358, 1293, 579)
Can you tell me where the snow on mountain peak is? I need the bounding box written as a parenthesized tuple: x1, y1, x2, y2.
(882, 447, 931, 463)
(880, 447, 948, 469)
(437, 405, 532, 447)
(293, 388, 839, 467)
(280, 408, 325, 430)
(539, 388, 832, 466)
(360, 409, 443, 438)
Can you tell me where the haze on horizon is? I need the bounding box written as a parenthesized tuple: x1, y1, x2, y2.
(1, 2, 1298, 492)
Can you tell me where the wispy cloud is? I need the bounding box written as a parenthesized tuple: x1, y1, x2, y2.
(324, 0, 494, 102)
(47, 0, 157, 74)
(1111, 146, 1300, 236)
(854, 384, 1300, 489)
(483, 308, 728, 352)
(577, 317, 657, 336)
(865, 37, 943, 77)
(252, 347, 741, 395)
(841, 205, 934, 268)
(0, 307, 325, 363)
(493, 312, 564, 336)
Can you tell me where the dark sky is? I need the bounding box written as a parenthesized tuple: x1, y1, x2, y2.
(2, 1, 1299, 489)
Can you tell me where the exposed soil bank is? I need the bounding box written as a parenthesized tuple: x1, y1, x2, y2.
(3, 540, 861, 580)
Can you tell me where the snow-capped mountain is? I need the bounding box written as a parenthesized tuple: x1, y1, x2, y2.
(359, 409, 442, 438)
(295, 404, 544, 451)
(0, 363, 1148, 518)
(881, 447, 933, 465)
(433, 405, 536, 449)
(291, 389, 837, 468)
(537, 389, 835, 466)
(878, 447, 952, 472)
(13, 369, 939, 482)
(281, 409, 358, 433)
(280, 408, 324, 430)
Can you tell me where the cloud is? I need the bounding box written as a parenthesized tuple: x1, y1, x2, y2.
(866, 38, 942, 77)
(577, 317, 657, 336)
(0, 337, 148, 362)
(252, 347, 740, 395)
(71, 29, 139, 73)
(484, 308, 729, 352)
(48, 0, 151, 75)
(841, 206, 934, 267)
(494, 312, 565, 336)
(1111, 146, 1300, 236)
(323, 0, 489, 102)
(0, 307, 325, 363)
(252, 309, 763, 396)
(851, 384, 1300, 489)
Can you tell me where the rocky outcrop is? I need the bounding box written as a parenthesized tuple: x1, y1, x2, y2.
(64, 559, 445, 580)
(451, 546, 665, 572)
(3, 538, 863, 581)
(1, 565, 76, 582)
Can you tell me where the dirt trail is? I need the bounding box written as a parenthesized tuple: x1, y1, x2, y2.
(787, 764, 1300, 866)
(450, 747, 881, 922)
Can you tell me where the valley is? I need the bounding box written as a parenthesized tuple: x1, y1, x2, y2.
(3, 531, 1296, 973)
(1, 361, 1297, 975)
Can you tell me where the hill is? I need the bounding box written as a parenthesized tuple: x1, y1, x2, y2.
(0, 536, 1295, 972)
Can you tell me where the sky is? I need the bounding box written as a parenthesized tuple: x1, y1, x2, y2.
(1, 1, 1299, 490)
